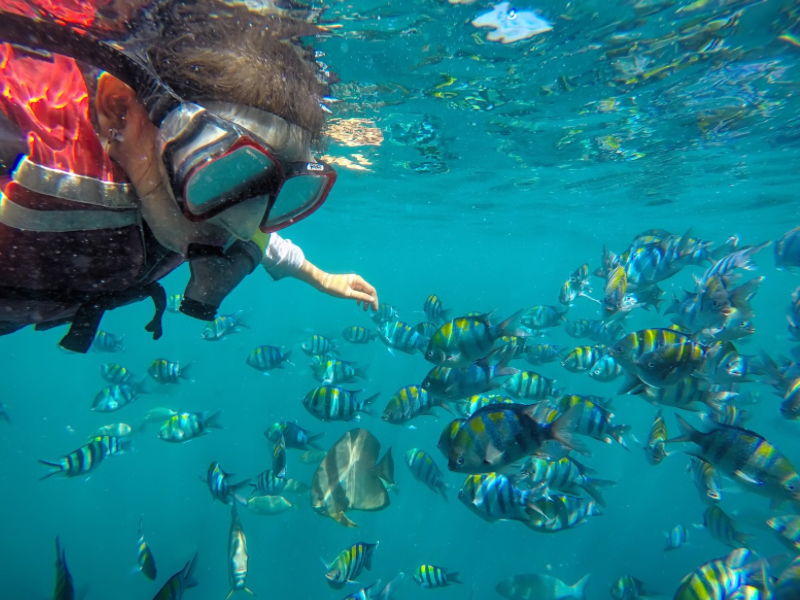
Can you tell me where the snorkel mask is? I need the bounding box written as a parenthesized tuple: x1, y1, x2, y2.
(159, 102, 336, 233)
(0, 12, 336, 234)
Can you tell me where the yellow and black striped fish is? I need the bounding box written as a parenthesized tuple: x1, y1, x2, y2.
(324, 542, 379, 589)
(135, 516, 157, 581)
(412, 565, 461, 588)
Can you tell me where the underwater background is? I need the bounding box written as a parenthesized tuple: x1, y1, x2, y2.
(2, 0, 800, 598)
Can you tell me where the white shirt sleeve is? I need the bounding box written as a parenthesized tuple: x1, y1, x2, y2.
(261, 233, 306, 280)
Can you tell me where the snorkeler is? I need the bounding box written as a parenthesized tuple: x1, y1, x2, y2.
(0, 0, 378, 352)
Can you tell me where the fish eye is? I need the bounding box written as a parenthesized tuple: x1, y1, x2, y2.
(508, 8, 517, 19)
(648, 361, 656, 369)
(457, 457, 465, 465)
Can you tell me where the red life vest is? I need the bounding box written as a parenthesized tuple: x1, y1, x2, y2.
(0, 42, 182, 348)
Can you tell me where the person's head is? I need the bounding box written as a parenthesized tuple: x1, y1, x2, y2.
(95, 1, 333, 255)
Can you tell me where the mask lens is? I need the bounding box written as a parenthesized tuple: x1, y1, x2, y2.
(184, 145, 276, 216)
(267, 173, 328, 226)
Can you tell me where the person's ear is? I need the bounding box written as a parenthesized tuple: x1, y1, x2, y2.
(96, 73, 136, 131)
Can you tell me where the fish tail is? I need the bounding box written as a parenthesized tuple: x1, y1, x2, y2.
(39, 460, 64, 480)
(666, 414, 697, 444)
(664, 290, 680, 315)
(438, 481, 449, 503)
(355, 364, 370, 380)
(360, 393, 381, 416)
(224, 590, 234, 600)
(306, 432, 326, 451)
(496, 308, 527, 338)
(446, 571, 462, 584)
(611, 424, 632, 451)
(617, 373, 644, 396)
(729, 277, 763, 315)
(243, 588, 257, 597)
(582, 477, 617, 508)
(204, 410, 224, 430)
(440, 308, 452, 322)
(548, 405, 592, 457)
(133, 377, 149, 395)
(179, 362, 195, 382)
(571, 574, 590, 600)
(182, 552, 199, 588)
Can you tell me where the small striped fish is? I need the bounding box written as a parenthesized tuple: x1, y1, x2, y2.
(404, 448, 450, 502)
(302, 386, 379, 421)
(664, 524, 688, 551)
(412, 565, 461, 588)
(703, 505, 752, 549)
(324, 542, 379, 589)
(53, 536, 74, 600)
(135, 516, 157, 581)
(152, 552, 199, 600)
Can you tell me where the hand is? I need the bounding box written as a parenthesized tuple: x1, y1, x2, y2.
(317, 273, 379, 311)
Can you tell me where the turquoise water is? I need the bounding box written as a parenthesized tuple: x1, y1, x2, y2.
(2, 0, 800, 598)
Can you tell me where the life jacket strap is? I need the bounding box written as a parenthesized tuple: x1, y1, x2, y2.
(0, 190, 139, 232)
(13, 158, 138, 210)
(0, 282, 166, 353)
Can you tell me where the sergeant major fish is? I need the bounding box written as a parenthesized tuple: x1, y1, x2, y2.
(310, 356, 368, 385)
(301, 334, 339, 356)
(703, 505, 752, 549)
(224, 505, 256, 599)
(91, 331, 125, 353)
(424, 310, 526, 367)
(669, 416, 800, 509)
(207, 461, 249, 506)
(665, 524, 689, 551)
(447, 403, 589, 474)
(495, 573, 589, 600)
(382, 385, 450, 423)
(53, 536, 74, 600)
(377, 321, 429, 355)
(302, 386, 379, 422)
(265, 421, 324, 451)
(423, 294, 451, 323)
(642, 410, 669, 465)
(148, 359, 193, 384)
(404, 448, 450, 502)
(134, 516, 157, 581)
(246, 345, 292, 374)
(458, 472, 548, 524)
(412, 565, 461, 589)
(323, 542, 379, 589)
(158, 411, 223, 443)
(342, 326, 377, 344)
(152, 552, 198, 600)
(92, 384, 144, 413)
(201, 310, 248, 341)
(519, 456, 616, 507)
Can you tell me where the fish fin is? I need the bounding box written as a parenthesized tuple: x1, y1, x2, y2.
(665, 414, 696, 444)
(306, 432, 326, 451)
(438, 482, 449, 503)
(386, 347, 396, 357)
(484, 442, 505, 466)
(355, 364, 370, 380)
(38, 460, 63, 480)
(611, 424, 632, 451)
(617, 373, 644, 395)
(582, 477, 617, 508)
(364, 543, 377, 570)
(331, 511, 358, 528)
(547, 405, 592, 456)
(179, 362, 194, 382)
(375, 447, 395, 486)
(734, 470, 764, 486)
(498, 308, 528, 338)
(571, 574, 590, 600)
(182, 552, 199, 589)
(243, 588, 257, 597)
(204, 410, 224, 430)
(224, 591, 234, 600)
(446, 571, 462, 584)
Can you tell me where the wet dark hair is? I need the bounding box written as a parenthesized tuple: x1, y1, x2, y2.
(144, 0, 327, 137)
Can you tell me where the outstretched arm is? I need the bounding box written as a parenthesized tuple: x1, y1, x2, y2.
(261, 233, 379, 311)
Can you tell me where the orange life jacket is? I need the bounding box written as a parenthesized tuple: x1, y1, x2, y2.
(0, 42, 183, 350)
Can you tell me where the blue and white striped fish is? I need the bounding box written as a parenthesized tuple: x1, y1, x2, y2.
(703, 506, 752, 549)
(135, 516, 157, 581)
(423, 294, 451, 324)
(152, 552, 199, 600)
(206, 461, 248, 506)
(201, 310, 248, 341)
(92, 384, 143, 412)
(458, 473, 548, 524)
(53, 537, 74, 600)
(40, 436, 130, 480)
(342, 326, 377, 344)
(301, 334, 339, 357)
(664, 524, 689, 551)
(377, 321, 428, 355)
(302, 386, 380, 421)
(246, 345, 293, 373)
(404, 448, 450, 502)
(147, 359, 193, 384)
